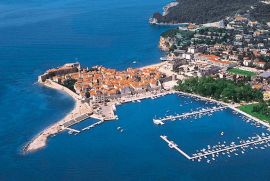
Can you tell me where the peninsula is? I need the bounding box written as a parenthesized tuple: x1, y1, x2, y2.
(25, 1, 270, 153)
(25, 62, 176, 152)
(150, 0, 270, 25)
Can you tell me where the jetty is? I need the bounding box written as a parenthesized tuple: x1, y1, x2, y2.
(154, 106, 228, 124)
(64, 127, 80, 134)
(160, 134, 270, 161)
(160, 135, 191, 159)
(190, 136, 270, 160)
(82, 120, 104, 131)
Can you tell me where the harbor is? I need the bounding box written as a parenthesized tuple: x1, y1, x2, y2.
(160, 134, 270, 162)
(3, 0, 270, 179)
(153, 106, 228, 125)
(25, 66, 176, 153)
(81, 120, 104, 131)
(18, 85, 270, 179)
(63, 120, 104, 135)
(154, 93, 270, 163)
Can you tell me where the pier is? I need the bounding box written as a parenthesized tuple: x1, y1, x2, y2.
(190, 136, 270, 160)
(154, 106, 228, 124)
(160, 135, 270, 161)
(160, 135, 191, 159)
(64, 127, 80, 134)
(82, 120, 104, 131)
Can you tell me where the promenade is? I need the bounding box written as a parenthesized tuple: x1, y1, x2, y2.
(118, 90, 176, 104)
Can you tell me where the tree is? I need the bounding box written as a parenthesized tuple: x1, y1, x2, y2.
(174, 76, 263, 103)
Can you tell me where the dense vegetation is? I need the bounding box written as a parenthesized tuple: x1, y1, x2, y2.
(239, 101, 270, 122)
(250, 3, 270, 24)
(175, 77, 263, 103)
(161, 27, 232, 50)
(152, 0, 259, 24)
(62, 79, 77, 92)
(192, 27, 232, 45)
(161, 29, 179, 38)
(161, 29, 194, 38)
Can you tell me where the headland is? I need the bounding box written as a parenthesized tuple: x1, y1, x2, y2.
(24, 62, 176, 153)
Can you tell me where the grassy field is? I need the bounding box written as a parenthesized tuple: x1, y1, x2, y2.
(239, 104, 270, 123)
(228, 68, 256, 76)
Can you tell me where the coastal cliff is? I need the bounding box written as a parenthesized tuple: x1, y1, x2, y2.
(150, 0, 267, 25)
(159, 29, 180, 51)
(159, 36, 171, 51)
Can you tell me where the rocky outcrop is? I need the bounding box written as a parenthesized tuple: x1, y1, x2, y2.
(159, 36, 172, 51)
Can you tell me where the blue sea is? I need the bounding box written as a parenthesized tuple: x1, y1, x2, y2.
(1, 0, 270, 180)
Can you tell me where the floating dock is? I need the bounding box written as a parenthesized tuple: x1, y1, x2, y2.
(82, 120, 104, 131)
(160, 135, 270, 161)
(160, 135, 191, 159)
(154, 106, 228, 124)
(64, 127, 80, 134)
(190, 136, 270, 160)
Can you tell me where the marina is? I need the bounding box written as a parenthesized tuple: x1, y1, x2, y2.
(160, 135, 192, 160)
(160, 134, 270, 162)
(81, 120, 104, 131)
(2, 0, 270, 179)
(153, 106, 228, 125)
(64, 127, 80, 134)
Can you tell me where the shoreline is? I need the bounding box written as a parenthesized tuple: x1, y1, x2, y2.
(162, 2, 179, 16)
(24, 62, 169, 153)
(177, 91, 270, 129)
(25, 62, 269, 153)
(149, 1, 183, 26)
(149, 19, 188, 26)
(24, 80, 92, 153)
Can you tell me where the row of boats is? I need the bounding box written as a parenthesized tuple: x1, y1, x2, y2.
(158, 96, 270, 163)
(191, 133, 270, 163)
(153, 106, 227, 125)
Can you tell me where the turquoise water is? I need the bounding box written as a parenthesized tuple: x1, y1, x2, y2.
(1, 0, 270, 180)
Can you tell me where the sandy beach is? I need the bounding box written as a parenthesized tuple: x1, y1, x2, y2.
(24, 80, 92, 153)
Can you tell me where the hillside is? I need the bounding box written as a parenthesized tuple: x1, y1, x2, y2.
(249, 2, 270, 23)
(151, 0, 262, 24)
